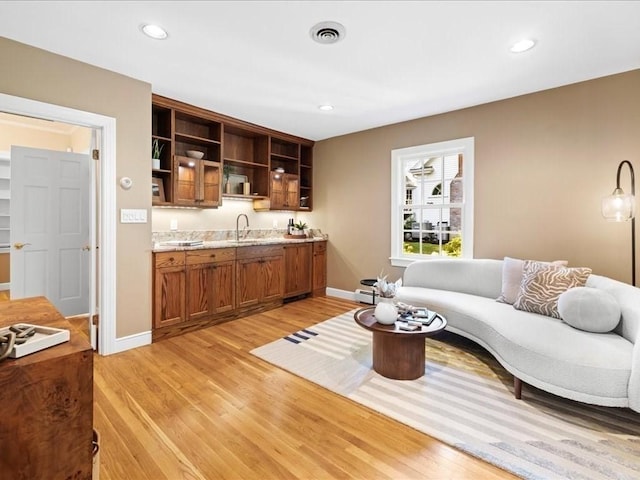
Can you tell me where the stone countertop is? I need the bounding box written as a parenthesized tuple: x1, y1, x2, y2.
(152, 235, 327, 252)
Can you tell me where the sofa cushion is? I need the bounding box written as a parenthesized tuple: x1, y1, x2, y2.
(558, 287, 621, 333)
(513, 261, 591, 318)
(497, 257, 568, 304)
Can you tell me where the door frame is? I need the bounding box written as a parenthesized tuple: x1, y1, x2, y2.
(0, 93, 117, 355)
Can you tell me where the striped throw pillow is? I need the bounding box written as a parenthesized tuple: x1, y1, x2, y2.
(513, 261, 592, 318)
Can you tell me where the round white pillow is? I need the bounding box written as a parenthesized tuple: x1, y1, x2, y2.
(557, 287, 621, 333)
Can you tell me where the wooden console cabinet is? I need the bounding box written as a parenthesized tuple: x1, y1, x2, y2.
(0, 297, 94, 480)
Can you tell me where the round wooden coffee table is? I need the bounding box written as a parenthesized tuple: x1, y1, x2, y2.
(354, 306, 447, 380)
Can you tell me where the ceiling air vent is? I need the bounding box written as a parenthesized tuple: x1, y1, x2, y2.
(310, 21, 346, 45)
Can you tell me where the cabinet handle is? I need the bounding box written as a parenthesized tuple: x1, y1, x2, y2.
(169, 257, 174, 262)
(210, 254, 216, 258)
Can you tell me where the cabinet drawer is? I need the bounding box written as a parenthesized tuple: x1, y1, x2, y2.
(236, 245, 284, 259)
(186, 248, 236, 265)
(155, 251, 186, 267)
(313, 241, 327, 253)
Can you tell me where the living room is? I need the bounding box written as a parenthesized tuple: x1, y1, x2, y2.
(1, 2, 640, 479)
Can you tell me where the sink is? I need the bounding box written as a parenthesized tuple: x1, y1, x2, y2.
(161, 240, 204, 247)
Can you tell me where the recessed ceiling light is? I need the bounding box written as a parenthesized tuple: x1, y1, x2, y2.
(510, 39, 536, 53)
(141, 24, 168, 40)
(318, 104, 334, 111)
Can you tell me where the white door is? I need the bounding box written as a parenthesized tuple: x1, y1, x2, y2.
(10, 146, 91, 317)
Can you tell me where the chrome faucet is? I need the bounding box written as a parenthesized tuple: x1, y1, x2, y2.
(236, 214, 249, 241)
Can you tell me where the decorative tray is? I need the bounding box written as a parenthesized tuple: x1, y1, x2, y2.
(283, 234, 308, 239)
(0, 323, 70, 358)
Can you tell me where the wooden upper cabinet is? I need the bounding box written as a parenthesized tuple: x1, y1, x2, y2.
(152, 94, 314, 210)
(269, 172, 299, 210)
(173, 157, 221, 208)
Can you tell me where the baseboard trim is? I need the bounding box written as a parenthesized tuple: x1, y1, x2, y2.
(0, 283, 9, 291)
(112, 330, 152, 354)
(111, 290, 354, 354)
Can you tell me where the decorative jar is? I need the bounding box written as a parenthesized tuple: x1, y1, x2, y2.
(374, 298, 398, 325)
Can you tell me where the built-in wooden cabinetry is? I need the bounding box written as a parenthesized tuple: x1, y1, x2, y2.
(152, 94, 314, 210)
(186, 248, 236, 321)
(236, 245, 285, 308)
(152, 241, 326, 341)
(284, 243, 312, 298)
(153, 252, 187, 328)
(312, 241, 328, 297)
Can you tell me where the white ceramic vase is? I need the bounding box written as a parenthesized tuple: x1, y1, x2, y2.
(374, 298, 398, 325)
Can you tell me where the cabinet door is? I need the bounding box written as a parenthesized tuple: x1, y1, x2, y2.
(236, 258, 262, 308)
(212, 260, 235, 313)
(269, 172, 299, 210)
(186, 263, 215, 321)
(154, 266, 186, 328)
(261, 254, 285, 302)
(174, 156, 198, 205)
(284, 244, 312, 298)
(199, 160, 221, 207)
(284, 174, 299, 210)
(270, 173, 286, 209)
(312, 241, 327, 296)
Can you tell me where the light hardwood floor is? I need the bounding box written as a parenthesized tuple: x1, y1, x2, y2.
(93, 296, 517, 479)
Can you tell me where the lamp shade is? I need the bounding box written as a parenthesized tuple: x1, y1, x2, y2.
(601, 187, 636, 222)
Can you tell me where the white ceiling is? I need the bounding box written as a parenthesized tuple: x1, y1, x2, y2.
(2, 1, 640, 141)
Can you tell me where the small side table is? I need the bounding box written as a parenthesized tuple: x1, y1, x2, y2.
(360, 278, 378, 304)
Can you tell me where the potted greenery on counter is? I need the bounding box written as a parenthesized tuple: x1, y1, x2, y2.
(292, 221, 308, 236)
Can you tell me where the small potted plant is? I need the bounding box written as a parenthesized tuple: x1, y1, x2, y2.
(152, 139, 163, 170)
(223, 164, 232, 194)
(292, 221, 307, 236)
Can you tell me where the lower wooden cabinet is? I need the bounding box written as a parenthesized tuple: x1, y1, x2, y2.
(153, 251, 187, 328)
(312, 241, 327, 296)
(153, 241, 324, 340)
(236, 245, 284, 308)
(185, 248, 236, 321)
(284, 243, 312, 298)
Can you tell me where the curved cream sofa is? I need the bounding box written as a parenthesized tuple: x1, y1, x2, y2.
(395, 259, 640, 412)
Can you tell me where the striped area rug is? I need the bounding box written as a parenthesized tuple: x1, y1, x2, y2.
(251, 310, 640, 480)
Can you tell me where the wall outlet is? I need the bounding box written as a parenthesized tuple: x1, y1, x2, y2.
(272, 219, 278, 229)
(170, 219, 178, 231)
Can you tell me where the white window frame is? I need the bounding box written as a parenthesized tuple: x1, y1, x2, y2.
(390, 137, 474, 267)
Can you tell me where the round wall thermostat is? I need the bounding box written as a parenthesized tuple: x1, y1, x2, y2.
(119, 177, 133, 190)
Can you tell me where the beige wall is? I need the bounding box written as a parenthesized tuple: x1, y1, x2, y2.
(0, 120, 74, 152)
(312, 70, 640, 291)
(0, 37, 152, 339)
(2, 35, 636, 341)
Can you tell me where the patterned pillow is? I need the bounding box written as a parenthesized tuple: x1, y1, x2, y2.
(496, 257, 568, 304)
(513, 261, 592, 318)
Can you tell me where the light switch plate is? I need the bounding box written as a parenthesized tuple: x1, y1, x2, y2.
(120, 209, 148, 223)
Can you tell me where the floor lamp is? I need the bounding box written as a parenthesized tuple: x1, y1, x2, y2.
(601, 160, 636, 286)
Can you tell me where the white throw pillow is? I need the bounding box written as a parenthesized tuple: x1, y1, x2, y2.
(496, 257, 568, 305)
(557, 287, 621, 333)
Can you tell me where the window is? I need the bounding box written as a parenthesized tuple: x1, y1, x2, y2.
(390, 137, 474, 267)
